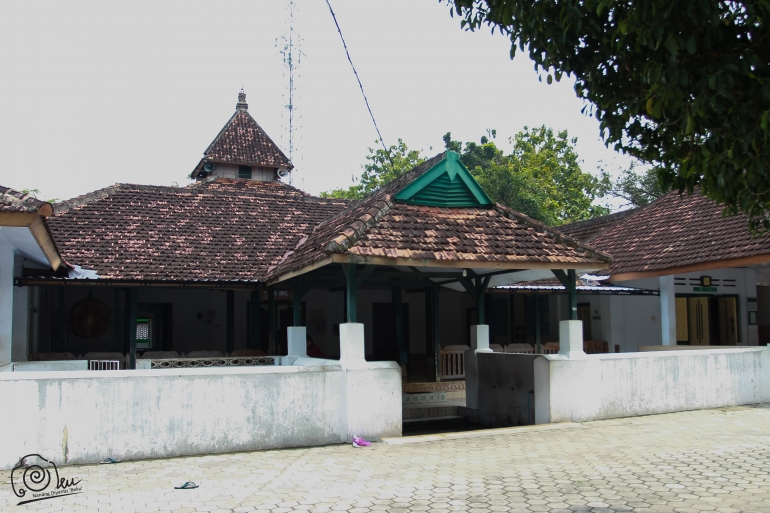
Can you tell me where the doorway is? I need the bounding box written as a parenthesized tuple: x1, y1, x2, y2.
(676, 295, 739, 345)
(372, 302, 409, 361)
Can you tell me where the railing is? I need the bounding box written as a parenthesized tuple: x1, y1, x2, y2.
(584, 340, 609, 354)
(440, 347, 466, 380)
(147, 356, 276, 369)
(440, 341, 608, 380)
(89, 360, 120, 370)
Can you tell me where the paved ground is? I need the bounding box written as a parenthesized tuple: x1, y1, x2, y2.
(3, 405, 770, 513)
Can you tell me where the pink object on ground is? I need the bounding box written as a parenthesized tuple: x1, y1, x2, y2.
(352, 435, 371, 447)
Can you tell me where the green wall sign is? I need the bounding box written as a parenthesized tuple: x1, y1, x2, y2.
(692, 286, 717, 292)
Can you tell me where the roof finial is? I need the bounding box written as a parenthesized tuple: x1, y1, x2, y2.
(236, 89, 248, 111)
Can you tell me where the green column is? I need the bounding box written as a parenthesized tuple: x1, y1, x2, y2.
(568, 269, 577, 320)
(534, 294, 542, 354)
(113, 288, 121, 352)
(268, 286, 276, 355)
(475, 275, 491, 325)
(57, 287, 66, 352)
(392, 279, 406, 365)
(127, 288, 138, 369)
(226, 290, 234, 354)
(250, 290, 261, 350)
(293, 280, 302, 327)
(433, 286, 441, 382)
(344, 264, 357, 323)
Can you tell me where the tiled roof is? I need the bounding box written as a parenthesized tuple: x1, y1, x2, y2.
(584, 189, 770, 276)
(200, 110, 292, 170)
(558, 209, 640, 243)
(266, 152, 611, 279)
(0, 185, 53, 215)
(49, 180, 348, 282)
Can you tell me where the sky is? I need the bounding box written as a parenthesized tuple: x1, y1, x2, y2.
(0, 0, 635, 206)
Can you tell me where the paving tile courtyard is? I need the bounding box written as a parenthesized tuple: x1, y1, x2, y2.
(3, 405, 770, 513)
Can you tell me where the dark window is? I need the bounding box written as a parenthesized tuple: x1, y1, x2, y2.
(238, 165, 252, 179)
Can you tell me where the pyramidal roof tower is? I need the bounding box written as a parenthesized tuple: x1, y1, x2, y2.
(190, 91, 294, 182)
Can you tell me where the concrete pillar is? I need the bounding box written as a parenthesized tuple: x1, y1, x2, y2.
(11, 268, 29, 362)
(558, 320, 585, 358)
(287, 326, 307, 357)
(660, 275, 677, 346)
(0, 244, 14, 364)
(470, 324, 491, 353)
(339, 323, 365, 364)
(466, 324, 491, 414)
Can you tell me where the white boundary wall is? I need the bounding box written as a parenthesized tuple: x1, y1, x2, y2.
(0, 327, 401, 469)
(535, 346, 770, 424)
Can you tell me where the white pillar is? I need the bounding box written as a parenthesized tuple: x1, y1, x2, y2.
(558, 320, 585, 358)
(466, 324, 491, 413)
(287, 326, 307, 357)
(339, 322, 365, 364)
(0, 244, 14, 364)
(470, 325, 491, 353)
(660, 275, 677, 346)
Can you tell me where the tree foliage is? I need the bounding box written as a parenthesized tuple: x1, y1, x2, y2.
(320, 139, 425, 200)
(448, 0, 770, 229)
(603, 162, 667, 208)
(323, 127, 613, 226)
(446, 126, 611, 225)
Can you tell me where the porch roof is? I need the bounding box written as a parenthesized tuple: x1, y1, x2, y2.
(0, 184, 63, 270)
(495, 278, 659, 295)
(266, 152, 611, 284)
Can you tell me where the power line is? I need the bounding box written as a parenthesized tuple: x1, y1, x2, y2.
(324, 0, 393, 164)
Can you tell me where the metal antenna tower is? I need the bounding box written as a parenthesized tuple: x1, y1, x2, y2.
(277, 0, 304, 186)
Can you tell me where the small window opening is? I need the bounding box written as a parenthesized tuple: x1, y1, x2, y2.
(238, 165, 252, 179)
(136, 318, 152, 349)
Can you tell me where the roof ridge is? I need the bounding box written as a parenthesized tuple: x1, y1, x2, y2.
(54, 184, 125, 215)
(54, 182, 349, 215)
(494, 203, 613, 263)
(203, 110, 241, 156)
(0, 184, 52, 215)
(323, 199, 395, 253)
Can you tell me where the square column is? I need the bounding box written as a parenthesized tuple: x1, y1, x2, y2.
(287, 326, 307, 357)
(339, 322, 365, 364)
(470, 324, 492, 353)
(660, 275, 677, 346)
(0, 244, 14, 364)
(466, 324, 491, 413)
(558, 320, 585, 359)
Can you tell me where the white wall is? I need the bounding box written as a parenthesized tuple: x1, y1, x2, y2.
(534, 346, 770, 424)
(0, 358, 402, 469)
(618, 268, 760, 349)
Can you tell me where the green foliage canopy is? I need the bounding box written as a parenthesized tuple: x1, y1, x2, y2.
(321, 139, 425, 199)
(448, 0, 770, 229)
(603, 162, 667, 208)
(446, 126, 611, 225)
(323, 127, 613, 226)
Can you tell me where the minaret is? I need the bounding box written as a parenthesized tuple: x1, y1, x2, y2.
(190, 91, 293, 182)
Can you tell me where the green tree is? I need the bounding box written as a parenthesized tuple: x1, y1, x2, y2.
(446, 126, 611, 225)
(604, 162, 667, 209)
(21, 188, 58, 204)
(321, 139, 425, 200)
(448, 0, 770, 229)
